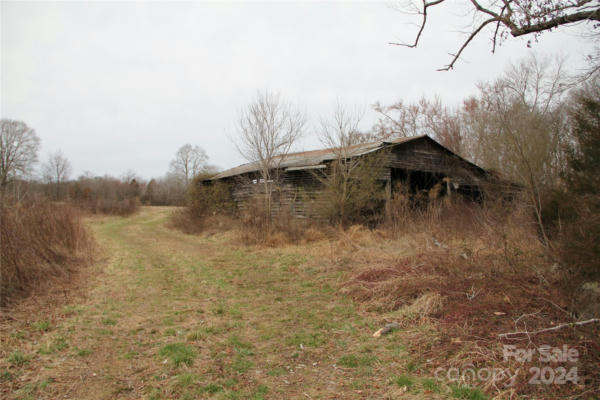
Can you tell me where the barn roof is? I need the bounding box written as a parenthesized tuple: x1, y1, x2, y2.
(209, 135, 481, 180)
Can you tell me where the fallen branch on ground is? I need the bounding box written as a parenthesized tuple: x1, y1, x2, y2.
(498, 318, 600, 339)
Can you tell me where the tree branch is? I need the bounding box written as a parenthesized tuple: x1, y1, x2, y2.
(498, 318, 600, 339)
(492, 6, 507, 53)
(439, 18, 497, 71)
(509, 9, 600, 37)
(393, 0, 600, 70)
(389, 0, 446, 47)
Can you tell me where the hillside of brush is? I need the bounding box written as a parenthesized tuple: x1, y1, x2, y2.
(326, 204, 599, 398)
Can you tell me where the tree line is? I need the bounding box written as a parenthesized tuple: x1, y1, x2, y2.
(0, 123, 215, 210)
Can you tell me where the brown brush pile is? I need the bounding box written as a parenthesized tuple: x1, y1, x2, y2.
(0, 198, 95, 306)
(333, 200, 600, 398)
(76, 198, 140, 216)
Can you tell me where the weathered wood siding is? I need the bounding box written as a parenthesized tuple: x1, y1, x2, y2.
(387, 139, 486, 185)
(222, 137, 494, 218)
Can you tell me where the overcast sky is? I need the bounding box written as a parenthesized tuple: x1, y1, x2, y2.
(1, 1, 596, 179)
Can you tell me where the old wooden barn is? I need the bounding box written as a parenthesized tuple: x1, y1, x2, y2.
(206, 135, 504, 218)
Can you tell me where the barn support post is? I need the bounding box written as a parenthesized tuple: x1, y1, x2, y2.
(385, 172, 392, 220)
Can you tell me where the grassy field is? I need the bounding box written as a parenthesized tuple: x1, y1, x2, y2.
(1, 207, 466, 399)
(3, 206, 596, 399)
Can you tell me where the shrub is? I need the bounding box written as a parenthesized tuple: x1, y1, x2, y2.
(312, 152, 388, 227)
(542, 80, 600, 289)
(187, 176, 236, 218)
(76, 198, 139, 216)
(556, 195, 600, 285)
(560, 82, 600, 285)
(170, 176, 236, 234)
(0, 198, 94, 305)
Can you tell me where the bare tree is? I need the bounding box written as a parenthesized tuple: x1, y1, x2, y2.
(42, 150, 72, 201)
(0, 119, 41, 192)
(169, 144, 209, 187)
(392, 0, 600, 70)
(236, 90, 306, 220)
(579, 44, 600, 82)
(463, 54, 569, 247)
(316, 102, 387, 225)
(373, 96, 465, 154)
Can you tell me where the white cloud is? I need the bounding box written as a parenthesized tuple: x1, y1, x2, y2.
(1, 1, 595, 178)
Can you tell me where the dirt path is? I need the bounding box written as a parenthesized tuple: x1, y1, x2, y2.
(1, 207, 438, 399)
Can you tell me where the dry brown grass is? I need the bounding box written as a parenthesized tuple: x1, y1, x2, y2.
(168, 192, 599, 397)
(326, 200, 600, 398)
(169, 207, 237, 235)
(0, 198, 95, 306)
(2, 205, 597, 399)
(173, 194, 328, 247)
(237, 199, 319, 246)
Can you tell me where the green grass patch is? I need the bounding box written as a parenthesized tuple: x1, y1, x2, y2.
(450, 384, 488, 400)
(175, 373, 199, 387)
(204, 325, 225, 334)
(406, 359, 421, 372)
(287, 331, 325, 348)
(0, 369, 12, 382)
(76, 348, 93, 357)
(164, 328, 177, 336)
(63, 305, 85, 315)
(123, 350, 139, 359)
(187, 325, 224, 341)
(38, 336, 69, 354)
(421, 378, 440, 392)
(102, 318, 117, 326)
(222, 378, 238, 388)
(32, 320, 51, 332)
(39, 378, 54, 390)
(159, 343, 196, 367)
(230, 356, 253, 374)
(227, 304, 244, 319)
(251, 384, 269, 400)
(10, 330, 25, 339)
(211, 304, 226, 316)
(16, 382, 36, 398)
(200, 383, 222, 394)
(266, 367, 285, 376)
(393, 374, 415, 389)
(7, 350, 29, 366)
(186, 330, 205, 341)
(337, 354, 377, 368)
(228, 335, 254, 356)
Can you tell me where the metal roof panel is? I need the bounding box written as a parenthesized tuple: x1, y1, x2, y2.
(210, 135, 425, 180)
